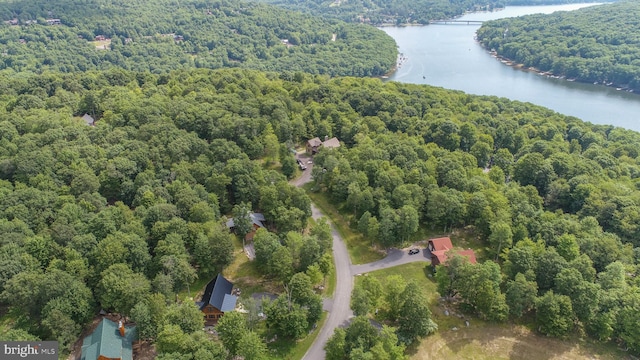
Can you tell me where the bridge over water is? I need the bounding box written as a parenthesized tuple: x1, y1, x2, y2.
(429, 20, 484, 25)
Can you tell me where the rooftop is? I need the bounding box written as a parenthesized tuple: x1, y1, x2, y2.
(307, 137, 323, 147)
(197, 274, 238, 312)
(225, 212, 265, 229)
(322, 137, 341, 149)
(81, 318, 135, 360)
(429, 237, 453, 252)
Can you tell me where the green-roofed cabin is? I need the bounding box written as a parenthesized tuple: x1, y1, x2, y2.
(81, 318, 136, 360)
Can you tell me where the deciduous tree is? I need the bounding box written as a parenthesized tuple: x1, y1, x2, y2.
(397, 282, 437, 344)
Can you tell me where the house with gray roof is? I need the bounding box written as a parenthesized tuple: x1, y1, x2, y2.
(196, 274, 238, 326)
(81, 113, 95, 126)
(306, 136, 340, 154)
(226, 212, 266, 241)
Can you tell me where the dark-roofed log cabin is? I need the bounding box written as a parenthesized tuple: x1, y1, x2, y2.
(196, 274, 238, 326)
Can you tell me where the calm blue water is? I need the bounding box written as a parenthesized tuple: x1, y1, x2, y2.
(382, 4, 640, 131)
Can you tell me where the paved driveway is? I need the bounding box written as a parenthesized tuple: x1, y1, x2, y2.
(351, 247, 430, 275)
(291, 158, 354, 360)
(302, 203, 354, 360)
(243, 243, 255, 260)
(294, 155, 430, 360)
(291, 152, 313, 187)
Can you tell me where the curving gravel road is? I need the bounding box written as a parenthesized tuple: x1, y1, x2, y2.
(302, 203, 354, 360)
(293, 154, 430, 360)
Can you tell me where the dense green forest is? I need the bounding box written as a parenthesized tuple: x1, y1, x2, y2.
(0, 0, 396, 76)
(255, 0, 501, 25)
(254, 0, 613, 25)
(476, 1, 640, 91)
(0, 68, 329, 359)
(0, 67, 639, 357)
(298, 78, 640, 353)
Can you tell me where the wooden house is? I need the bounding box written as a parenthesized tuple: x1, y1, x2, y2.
(306, 137, 323, 154)
(197, 274, 238, 326)
(322, 136, 341, 150)
(306, 136, 340, 154)
(226, 212, 265, 241)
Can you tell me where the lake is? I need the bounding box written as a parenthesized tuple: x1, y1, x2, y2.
(381, 3, 640, 132)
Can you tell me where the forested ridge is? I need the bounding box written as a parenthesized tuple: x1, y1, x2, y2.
(306, 75, 640, 355)
(253, 0, 612, 25)
(1, 0, 638, 358)
(476, 1, 640, 91)
(0, 0, 397, 76)
(0, 67, 639, 357)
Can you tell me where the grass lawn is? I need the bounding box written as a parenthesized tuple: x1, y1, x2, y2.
(89, 39, 111, 49)
(413, 323, 628, 360)
(177, 276, 211, 303)
(355, 262, 436, 306)
(0, 311, 15, 335)
(179, 236, 274, 303)
(324, 260, 337, 297)
(359, 263, 629, 360)
(306, 187, 384, 264)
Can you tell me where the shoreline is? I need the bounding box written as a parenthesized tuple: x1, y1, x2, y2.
(379, 53, 407, 80)
(377, 7, 505, 28)
(479, 42, 635, 93)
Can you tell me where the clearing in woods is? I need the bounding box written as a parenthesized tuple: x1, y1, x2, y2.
(359, 262, 629, 360)
(412, 323, 627, 360)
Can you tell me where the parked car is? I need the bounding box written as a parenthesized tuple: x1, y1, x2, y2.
(408, 248, 420, 255)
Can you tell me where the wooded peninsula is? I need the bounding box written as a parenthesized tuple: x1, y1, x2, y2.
(0, 0, 397, 76)
(477, 1, 640, 91)
(254, 0, 610, 26)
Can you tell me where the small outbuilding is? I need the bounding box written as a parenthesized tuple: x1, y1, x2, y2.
(81, 113, 95, 126)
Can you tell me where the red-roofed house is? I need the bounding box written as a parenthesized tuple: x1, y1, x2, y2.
(428, 237, 477, 266)
(456, 249, 477, 264)
(428, 237, 453, 252)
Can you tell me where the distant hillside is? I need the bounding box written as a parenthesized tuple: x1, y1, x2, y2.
(253, 0, 613, 25)
(477, 1, 640, 90)
(0, 0, 397, 76)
